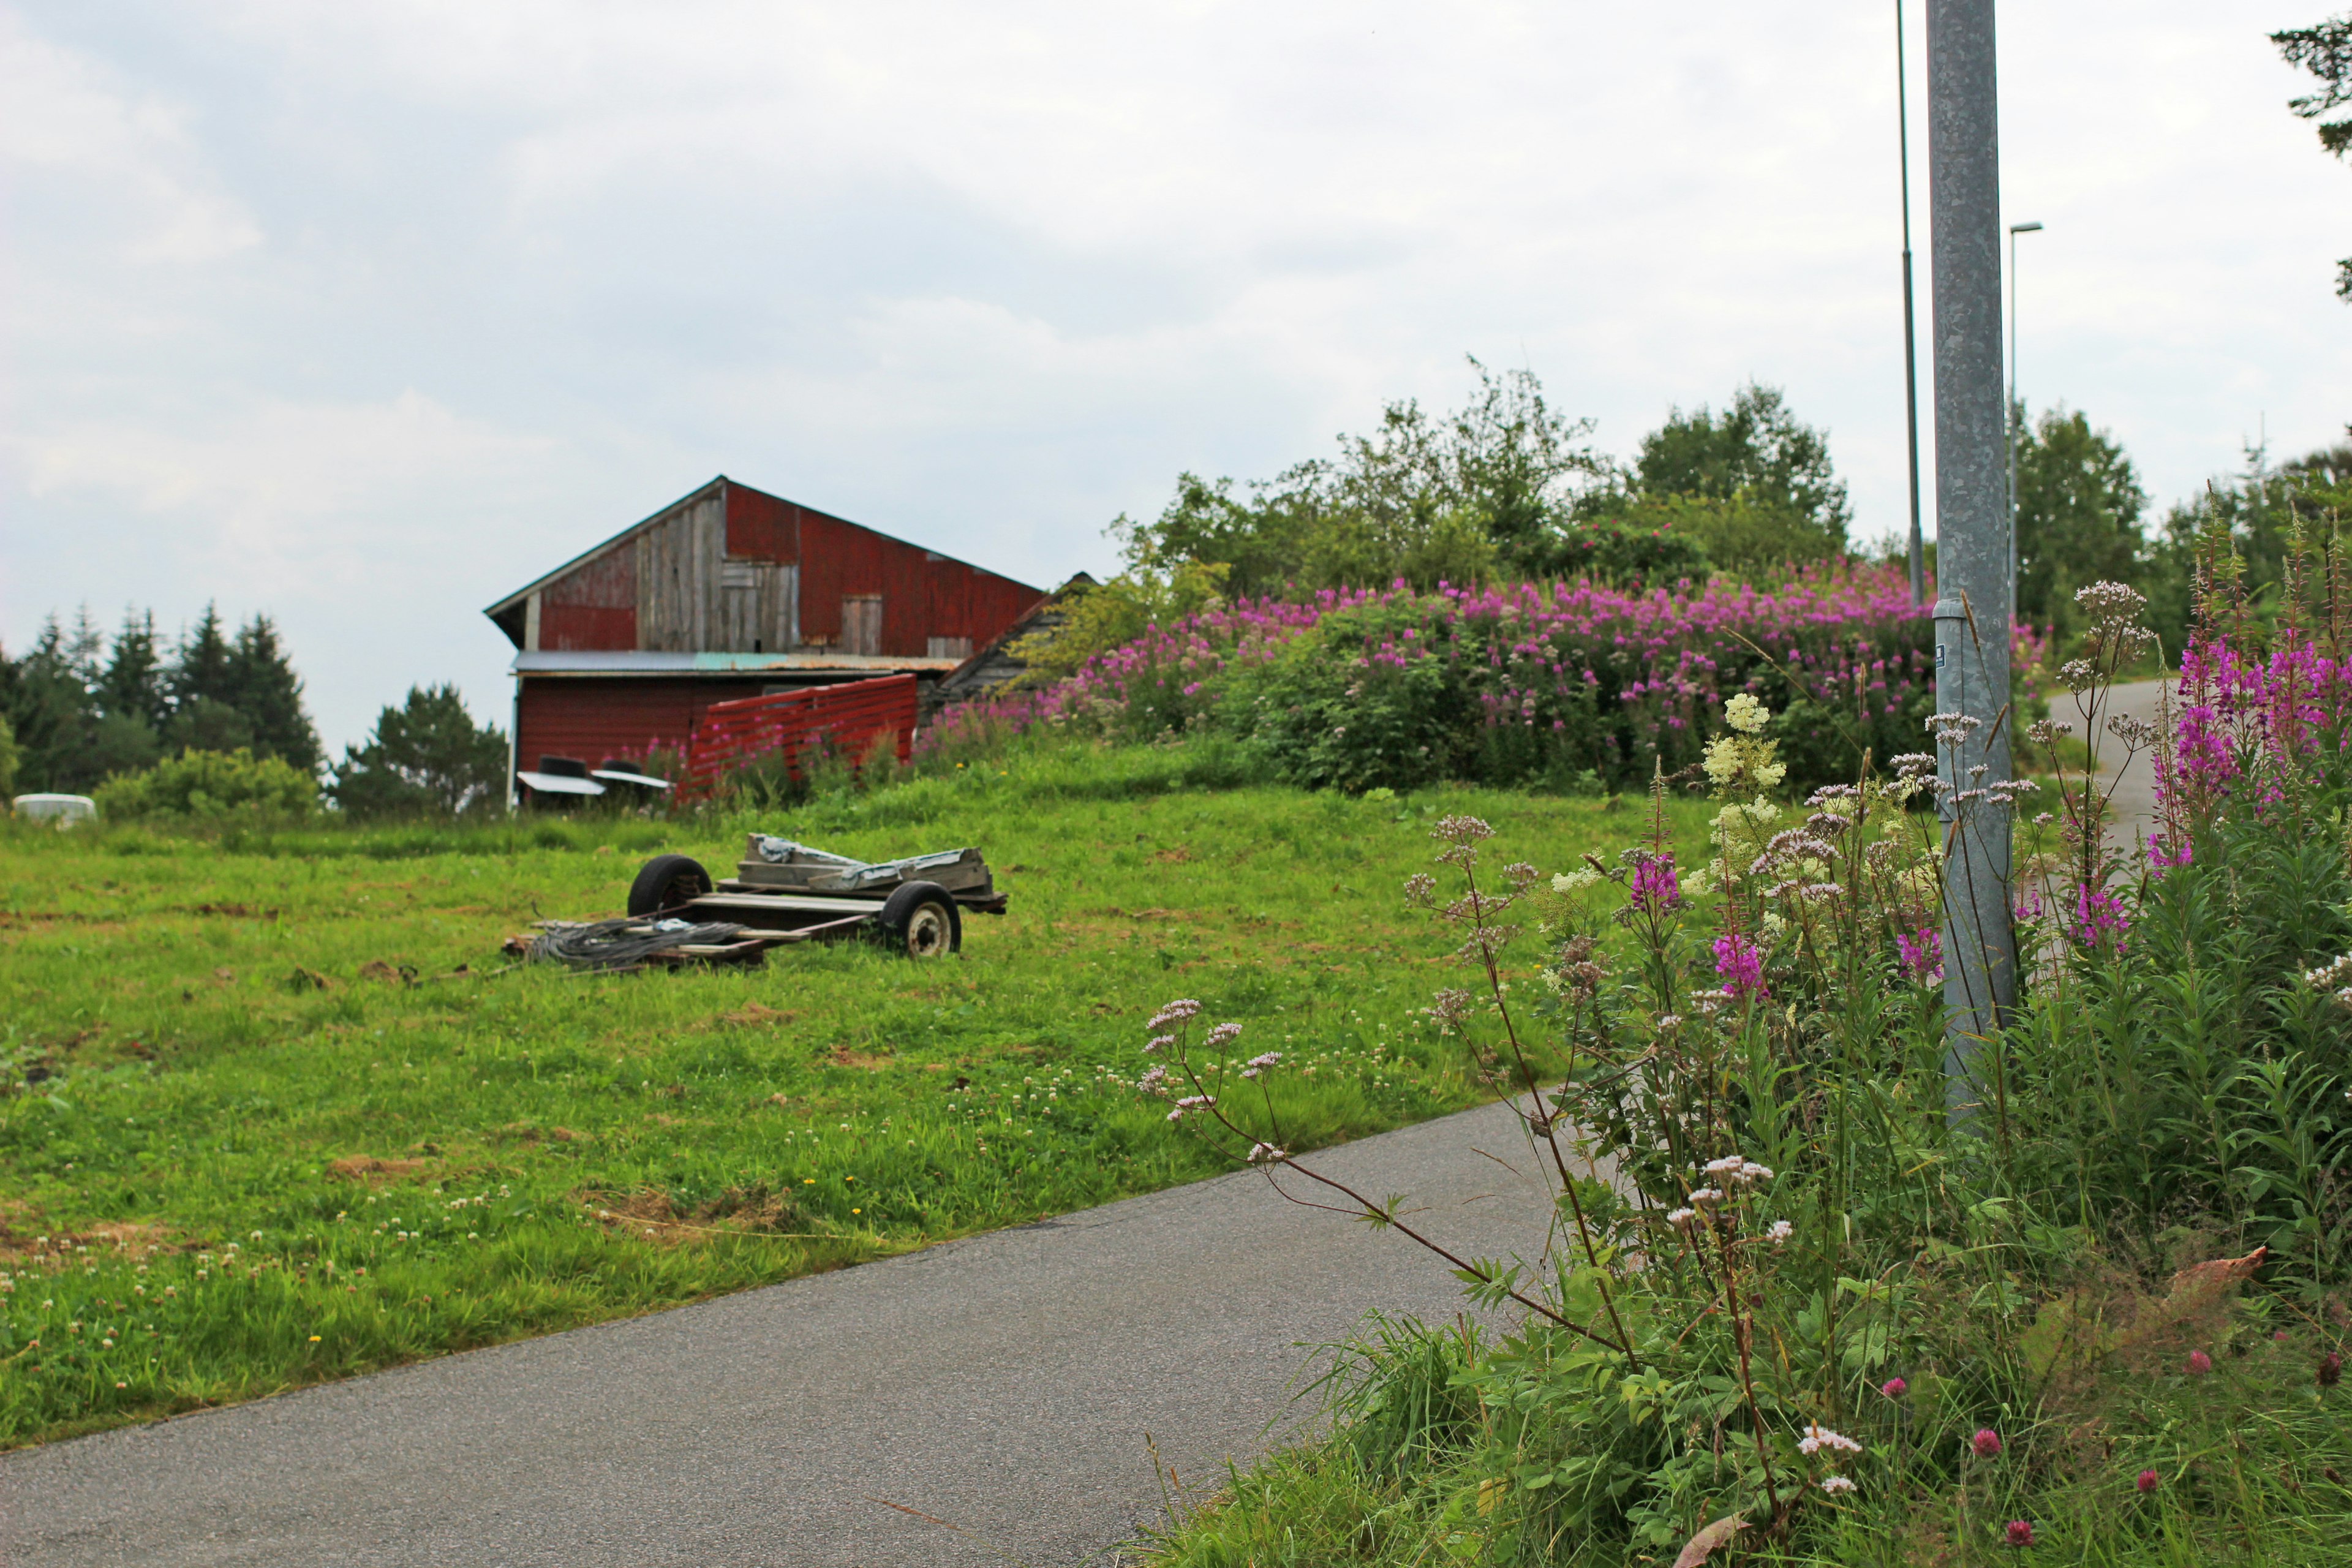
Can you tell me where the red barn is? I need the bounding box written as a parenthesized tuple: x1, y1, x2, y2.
(484, 477, 1044, 786)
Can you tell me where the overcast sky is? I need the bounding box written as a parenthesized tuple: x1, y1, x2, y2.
(2, 2, 2345, 753)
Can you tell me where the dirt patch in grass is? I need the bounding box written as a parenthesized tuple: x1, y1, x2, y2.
(715, 1003, 797, 1027)
(0, 1218, 177, 1264)
(328, 1156, 436, 1184)
(496, 1124, 588, 1145)
(584, 1185, 805, 1243)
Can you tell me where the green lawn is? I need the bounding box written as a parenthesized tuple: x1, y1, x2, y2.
(0, 743, 1713, 1447)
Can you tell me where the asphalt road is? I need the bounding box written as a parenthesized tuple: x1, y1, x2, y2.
(0, 1099, 1561, 1568)
(2079, 676, 2172, 837)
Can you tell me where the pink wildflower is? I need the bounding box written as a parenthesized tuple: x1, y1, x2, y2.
(1973, 1428, 2003, 1458)
(1631, 854, 1681, 913)
(2136, 1469, 2159, 1494)
(2187, 1349, 2212, 1376)
(1895, 926, 1942, 984)
(1711, 933, 1766, 998)
(2006, 1520, 2034, 1548)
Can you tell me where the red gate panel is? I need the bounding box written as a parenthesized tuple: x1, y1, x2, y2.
(674, 674, 918, 804)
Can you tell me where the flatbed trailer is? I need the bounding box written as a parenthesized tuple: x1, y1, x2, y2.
(616, 835, 1006, 962)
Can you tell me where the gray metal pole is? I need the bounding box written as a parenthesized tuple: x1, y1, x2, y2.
(2008, 226, 2020, 619)
(1927, 0, 2016, 1117)
(2006, 220, 2042, 624)
(1899, 0, 1926, 608)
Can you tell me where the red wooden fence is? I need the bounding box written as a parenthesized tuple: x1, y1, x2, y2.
(674, 674, 918, 804)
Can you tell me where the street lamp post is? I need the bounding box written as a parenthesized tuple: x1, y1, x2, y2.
(1928, 0, 2017, 1112)
(1898, 0, 1927, 608)
(2006, 219, 2043, 623)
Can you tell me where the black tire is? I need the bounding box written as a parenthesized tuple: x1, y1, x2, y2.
(627, 853, 713, 917)
(874, 880, 961, 959)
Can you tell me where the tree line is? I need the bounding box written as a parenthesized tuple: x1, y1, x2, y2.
(0, 608, 508, 816)
(1052, 357, 2351, 674)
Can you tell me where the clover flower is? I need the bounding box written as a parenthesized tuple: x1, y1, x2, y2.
(2321, 1352, 2342, 1388)
(2005, 1520, 2034, 1548)
(2187, 1349, 2212, 1375)
(1973, 1428, 2003, 1458)
(1881, 1378, 1907, 1399)
(2136, 1469, 2159, 1494)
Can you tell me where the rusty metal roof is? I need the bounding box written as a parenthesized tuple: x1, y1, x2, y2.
(511, 650, 962, 677)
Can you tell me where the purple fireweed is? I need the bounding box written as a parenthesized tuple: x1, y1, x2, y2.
(1896, 926, 1943, 984)
(1630, 854, 1681, 913)
(923, 564, 1952, 786)
(1711, 932, 1766, 998)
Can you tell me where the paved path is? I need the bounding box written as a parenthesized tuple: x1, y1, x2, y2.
(0, 1101, 1560, 1568)
(2086, 676, 2174, 837)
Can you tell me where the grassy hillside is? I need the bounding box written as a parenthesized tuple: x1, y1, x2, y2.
(0, 742, 1713, 1447)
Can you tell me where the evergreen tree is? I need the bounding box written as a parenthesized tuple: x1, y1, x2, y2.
(99, 610, 171, 731)
(225, 615, 320, 772)
(0, 619, 96, 793)
(331, 685, 509, 817)
(170, 605, 236, 710)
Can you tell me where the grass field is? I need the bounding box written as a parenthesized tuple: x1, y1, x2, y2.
(0, 740, 1714, 1448)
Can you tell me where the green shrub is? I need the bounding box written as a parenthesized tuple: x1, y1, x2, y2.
(92, 747, 320, 821)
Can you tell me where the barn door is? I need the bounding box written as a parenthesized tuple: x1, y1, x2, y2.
(842, 594, 883, 656)
(720, 560, 764, 650)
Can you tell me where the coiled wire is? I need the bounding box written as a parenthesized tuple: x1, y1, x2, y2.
(529, 917, 748, 971)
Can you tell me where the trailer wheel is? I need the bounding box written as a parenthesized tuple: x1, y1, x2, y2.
(627, 853, 713, 917)
(875, 880, 961, 959)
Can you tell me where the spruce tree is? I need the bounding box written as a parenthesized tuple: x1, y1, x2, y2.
(99, 610, 171, 731)
(225, 616, 321, 771)
(171, 605, 236, 710)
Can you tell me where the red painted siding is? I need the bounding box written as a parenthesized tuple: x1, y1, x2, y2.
(790, 505, 1039, 657)
(518, 678, 714, 771)
(724, 483, 801, 562)
(540, 545, 638, 651)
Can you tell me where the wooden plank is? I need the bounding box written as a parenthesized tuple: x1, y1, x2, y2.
(686, 892, 888, 915)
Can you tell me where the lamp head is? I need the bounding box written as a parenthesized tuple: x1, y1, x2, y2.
(2010, 221, 2045, 234)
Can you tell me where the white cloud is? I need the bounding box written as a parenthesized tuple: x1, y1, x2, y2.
(0, 12, 260, 263)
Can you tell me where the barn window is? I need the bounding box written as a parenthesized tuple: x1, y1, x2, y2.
(842, 594, 883, 657)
